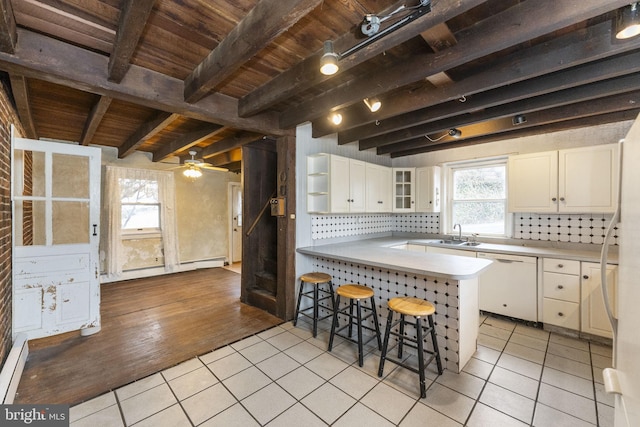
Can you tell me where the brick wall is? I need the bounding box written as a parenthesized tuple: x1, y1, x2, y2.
(0, 82, 25, 366)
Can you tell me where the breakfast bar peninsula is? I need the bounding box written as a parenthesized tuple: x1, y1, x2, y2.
(297, 237, 493, 373)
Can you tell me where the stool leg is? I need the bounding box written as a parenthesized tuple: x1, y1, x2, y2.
(293, 280, 304, 327)
(416, 317, 426, 398)
(312, 283, 319, 337)
(347, 299, 355, 338)
(328, 281, 336, 311)
(356, 299, 364, 367)
(328, 294, 341, 351)
(428, 315, 444, 375)
(369, 296, 382, 350)
(398, 314, 405, 359)
(378, 312, 393, 377)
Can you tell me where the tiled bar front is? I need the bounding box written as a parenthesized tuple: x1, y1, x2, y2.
(307, 256, 479, 373)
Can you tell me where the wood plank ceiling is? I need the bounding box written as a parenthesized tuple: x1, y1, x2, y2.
(0, 0, 638, 172)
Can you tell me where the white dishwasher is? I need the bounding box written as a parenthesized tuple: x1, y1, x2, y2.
(477, 252, 538, 322)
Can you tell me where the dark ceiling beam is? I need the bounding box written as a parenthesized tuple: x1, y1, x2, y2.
(377, 76, 640, 154)
(321, 19, 639, 141)
(152, 125, 224, 162)
(206, 149, 242, 168)
(239, 0, 486, 118)
(80, 96, 112, 146)
(200, 132, 262, 159)
(0, 29, 284, 135)
(8, 74, 37, 138)
(184, 0, 323, 103)
(108, 0, 156, 83)
(0, 0, 17, 53)
(362, 51, 640, 151)
(118, 112, 180, 158)
(390, 109, 640, 158)
(280, 0, 631, 129)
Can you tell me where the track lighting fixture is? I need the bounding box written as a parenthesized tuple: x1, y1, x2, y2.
(329, 112, 343, 125)
(424, 128, 462, 142)
(448, 128, 462, 138)
(363, 97, 382, 112)
(512, 114, 527, 125)
(615, 2, 640, 39)
(320, 40, 339, 75)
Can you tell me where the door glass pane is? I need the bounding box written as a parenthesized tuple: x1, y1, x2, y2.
(14, 199, 46, 246)
(14, 150, 45, 197)
(52, 201, 89, 244)
(53, 153, 89, 198)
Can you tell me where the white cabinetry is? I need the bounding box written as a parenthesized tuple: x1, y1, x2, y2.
(581, 262, 617, 338)
(415, 166, 441, 212)
(508, 144, 619, 213)
(477, 253, 538, 322)
(306, 154, 365, 213)
(365, 163, 392, 212)
(425, 246, 476, 257)
(393, 168, 415, 212)
(542, 259, 581, 330)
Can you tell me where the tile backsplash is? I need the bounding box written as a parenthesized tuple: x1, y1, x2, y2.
(311, 212, 618, 245)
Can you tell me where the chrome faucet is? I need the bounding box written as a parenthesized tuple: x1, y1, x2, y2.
(453, 223, 462, 241)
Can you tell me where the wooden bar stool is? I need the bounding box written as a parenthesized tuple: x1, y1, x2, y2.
(378, 297, 443, 398)
(293, 272, 335, 337)
(328, 284, 382, 367)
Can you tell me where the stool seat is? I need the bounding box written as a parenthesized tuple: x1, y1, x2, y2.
(336, 284, 374, 299)
(300, 272, 332, 284)
(388, 297, 435, 317)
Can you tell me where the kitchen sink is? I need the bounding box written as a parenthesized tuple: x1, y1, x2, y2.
(462, 242, 482, 246)
(433, 240, 482, 247)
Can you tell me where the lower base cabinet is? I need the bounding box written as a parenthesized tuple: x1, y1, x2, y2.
(581, 262, 617, 338)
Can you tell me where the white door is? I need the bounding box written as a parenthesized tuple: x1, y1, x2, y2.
(12, 134, 101, 340)
(230, 182, 242, 263)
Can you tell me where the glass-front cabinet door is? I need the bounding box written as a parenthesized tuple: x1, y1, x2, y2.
(392, 168, 415, 212)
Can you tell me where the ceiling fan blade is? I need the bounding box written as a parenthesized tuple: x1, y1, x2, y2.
(201, 165, 229, 172)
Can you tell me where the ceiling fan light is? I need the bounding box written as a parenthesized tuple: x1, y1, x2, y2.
(448, 128, 462, 138)
(183, 166, 202, 179)
(616, 2, 640, 39)
(320, 40, 339, 75)
(364, 97, 381, 112)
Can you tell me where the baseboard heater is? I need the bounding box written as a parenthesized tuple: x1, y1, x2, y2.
(0, 333, 29, 404)
(101, 257, 226, 283)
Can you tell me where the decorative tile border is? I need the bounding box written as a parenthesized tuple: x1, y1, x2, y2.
(311, 212, 618, 245)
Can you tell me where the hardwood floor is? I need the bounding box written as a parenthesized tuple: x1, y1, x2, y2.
(14, 267, 283, 405)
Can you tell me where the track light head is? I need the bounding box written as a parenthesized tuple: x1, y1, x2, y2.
(448, 128, 462, 138)
(329, 112, 343, 125)
(615, 2, 640, 39)
(512, 114, 527, 125)
(320, 40, 339, 75)
(363, 97, 382, 112)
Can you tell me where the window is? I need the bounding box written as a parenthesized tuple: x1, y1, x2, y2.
(120, 178, 160, 232)
(447, 158, 508, 236)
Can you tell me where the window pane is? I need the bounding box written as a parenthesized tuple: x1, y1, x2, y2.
(122, 204, 160, 229)
(453, 166, 505, 200)
(53, 153, 89, 198)
(53, 201, 89, 244)
(452, 201, 505, 234)
(120, 179, 158, 203)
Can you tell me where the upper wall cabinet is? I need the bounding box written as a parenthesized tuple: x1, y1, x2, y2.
(392, 168, 415, 212)
(508, 143, 619, 213)
(307, 153, 366, 213)
(415, 166, 441, 213)
(365, 163, 392, 212)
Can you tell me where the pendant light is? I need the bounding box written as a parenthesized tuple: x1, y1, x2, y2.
(615, 2, 640, 40)
(320, 41, 339, 75)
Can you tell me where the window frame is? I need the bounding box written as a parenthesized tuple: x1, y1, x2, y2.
(443, 156, 512, 238)
(119, 177, 162, 237)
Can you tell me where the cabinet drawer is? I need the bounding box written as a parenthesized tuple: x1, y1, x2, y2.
(543, 258, 580, 275)
(543, 272, 580, 303)
(543, 298, 580, 330)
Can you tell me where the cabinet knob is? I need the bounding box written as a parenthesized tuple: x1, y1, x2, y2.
(502, 304, 507, 307)
(558, 312, 564, 317)
(557, 264, 564, 268)
(557, 285, 564, 290)
(583, 275, 589, 279)
(552, 197, 557, 202)
(560, 197, 565, 202)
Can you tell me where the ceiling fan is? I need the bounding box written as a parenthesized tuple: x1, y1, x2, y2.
(177, 150, 228, 179)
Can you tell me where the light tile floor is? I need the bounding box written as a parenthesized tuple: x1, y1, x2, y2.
(70, 313, 614, 426)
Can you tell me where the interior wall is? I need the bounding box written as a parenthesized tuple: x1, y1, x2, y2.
(0, 82, 25, 364)
(99, 147, 240, 273)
